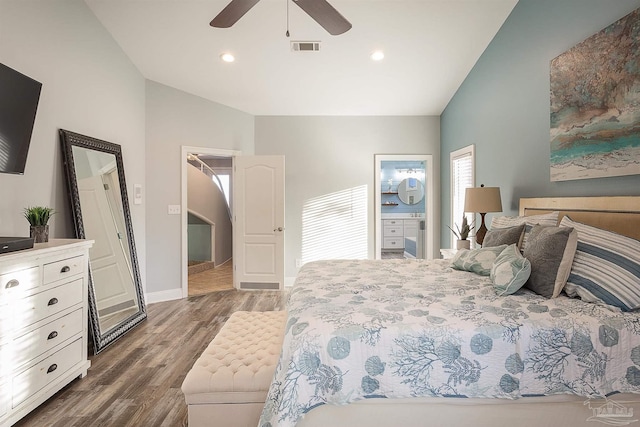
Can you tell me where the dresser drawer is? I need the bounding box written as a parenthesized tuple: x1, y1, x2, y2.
(383, 219, 402, 227)
(13, 279, 83, 329)
(43, 255, 85, 285)
(383, 225, 403, 237)
(0, 267, 40, 295)
(12, 338, 83, 409)
(0, 303, 10, 341)
(383, 238, 404, 249)
(13, 309, 83, 369)
(0, 378, 7, 418)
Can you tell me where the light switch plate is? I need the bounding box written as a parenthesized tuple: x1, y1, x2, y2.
(134, 184, 142, 205)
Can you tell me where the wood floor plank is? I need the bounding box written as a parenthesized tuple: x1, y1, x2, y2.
(14, 289, 288, 426)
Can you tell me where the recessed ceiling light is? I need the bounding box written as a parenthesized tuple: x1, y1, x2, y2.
(371, 50, 384, 61)
(220, 53, 235, 63)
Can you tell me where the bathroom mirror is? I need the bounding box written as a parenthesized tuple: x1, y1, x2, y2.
(60, 129, 146, 354)
(397, 178, 425, 205)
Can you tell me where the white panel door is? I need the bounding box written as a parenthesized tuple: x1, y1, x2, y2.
(233, 155, 285, 290)
(78, 175, 138, 316)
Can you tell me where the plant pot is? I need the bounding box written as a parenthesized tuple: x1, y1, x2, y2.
(30, 225, 49, 243)
(456, 239, 470, 250)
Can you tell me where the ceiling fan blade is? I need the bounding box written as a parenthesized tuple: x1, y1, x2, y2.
(293, 0, 352, 35)
(210, 0, 261, 28)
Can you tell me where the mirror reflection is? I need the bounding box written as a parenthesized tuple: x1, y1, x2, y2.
(398, 178, 424, 205)
(72, 146, 139, 332)
(60, 129, 146, 354)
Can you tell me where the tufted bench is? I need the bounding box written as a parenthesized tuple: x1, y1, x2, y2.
(182, 310, 287, 427)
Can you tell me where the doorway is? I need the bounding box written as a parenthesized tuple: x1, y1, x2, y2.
(181, 146, 240, 298)
(374, 154, 434, 260)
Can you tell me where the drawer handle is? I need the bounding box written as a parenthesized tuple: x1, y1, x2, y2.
(5, 279, 19, 289)
(47, 364, 58, 374)
(48, 331, 59, 340)
(48, 298, 59, 306)
(60, 266, 71, 273)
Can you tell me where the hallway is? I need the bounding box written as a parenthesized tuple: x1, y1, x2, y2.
(188, 260, 234, 296)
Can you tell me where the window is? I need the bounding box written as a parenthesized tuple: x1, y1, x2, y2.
(212, 173, 231, 206)
(450, 145, 475, 245)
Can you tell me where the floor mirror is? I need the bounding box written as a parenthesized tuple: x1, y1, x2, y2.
(60, 129, 146, 354)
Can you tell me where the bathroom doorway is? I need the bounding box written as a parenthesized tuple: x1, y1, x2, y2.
(374, 154, 434, 260)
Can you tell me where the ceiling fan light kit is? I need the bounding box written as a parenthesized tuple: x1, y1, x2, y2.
(211, 0, 352, 35)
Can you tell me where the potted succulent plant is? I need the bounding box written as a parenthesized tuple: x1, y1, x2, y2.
(24, 206, 55, 243)
(448, 215, 474, 250)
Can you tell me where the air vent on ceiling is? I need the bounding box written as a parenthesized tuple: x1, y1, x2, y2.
(291, 41, 321, 52)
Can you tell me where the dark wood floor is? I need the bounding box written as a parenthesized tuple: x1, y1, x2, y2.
(15, 289, 288, 427)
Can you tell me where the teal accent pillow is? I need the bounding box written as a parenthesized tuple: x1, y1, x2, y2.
(491, 244, 532, 296)
(451, 245, 507, 276)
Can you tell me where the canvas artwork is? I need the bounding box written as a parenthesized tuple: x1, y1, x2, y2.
(550, 8, 640, 182)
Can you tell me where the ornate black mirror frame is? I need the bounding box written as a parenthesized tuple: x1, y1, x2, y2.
(60, 129, 146, 354)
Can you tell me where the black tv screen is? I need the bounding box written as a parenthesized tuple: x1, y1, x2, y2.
(0, 63, 42, 175)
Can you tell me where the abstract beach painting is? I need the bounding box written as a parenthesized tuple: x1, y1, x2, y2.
(550, 8, 640, 182)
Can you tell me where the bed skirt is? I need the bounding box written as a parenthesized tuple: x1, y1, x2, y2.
(296, 394, 640, 427)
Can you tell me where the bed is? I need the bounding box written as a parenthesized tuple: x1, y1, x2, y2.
(260, 196, 640, 427)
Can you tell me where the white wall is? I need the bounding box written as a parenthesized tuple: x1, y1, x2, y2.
(255, 116, 440, 281)
(145, 80, 254, 297)
(0, 0, 146, 281)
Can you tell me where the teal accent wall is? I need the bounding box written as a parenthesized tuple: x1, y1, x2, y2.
(440, 0, 640, 248)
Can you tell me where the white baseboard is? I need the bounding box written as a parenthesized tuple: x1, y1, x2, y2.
(284, 276, 296, 288)
(145, 288, 183, 304)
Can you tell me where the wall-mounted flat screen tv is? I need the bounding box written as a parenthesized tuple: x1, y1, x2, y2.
(0, 63, 42, 175)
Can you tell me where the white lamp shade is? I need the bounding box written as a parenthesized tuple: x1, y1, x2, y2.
(464, 186, 502, 213)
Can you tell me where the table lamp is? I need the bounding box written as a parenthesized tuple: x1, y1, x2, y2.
(464, 185, 502, 245)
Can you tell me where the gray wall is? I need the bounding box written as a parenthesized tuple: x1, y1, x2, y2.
(440, 0, 640, 248)
(255, 116, 440, 280)
(187, 163, 232, 266)
(0, 0, 146, 281)
(145, 80, 254, 294)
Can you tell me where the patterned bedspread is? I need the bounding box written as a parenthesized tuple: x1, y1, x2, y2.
(260, 259, 640, 427)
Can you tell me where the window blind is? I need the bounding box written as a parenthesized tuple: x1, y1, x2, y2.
(450, 146, 475, 240)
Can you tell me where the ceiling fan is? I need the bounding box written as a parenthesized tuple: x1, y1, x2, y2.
(210, 0, 352, 35)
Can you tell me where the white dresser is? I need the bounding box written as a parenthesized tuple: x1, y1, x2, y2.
(0, 239, 92, 426)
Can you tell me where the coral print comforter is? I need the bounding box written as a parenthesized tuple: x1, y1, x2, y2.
(259, 259, 640, 427)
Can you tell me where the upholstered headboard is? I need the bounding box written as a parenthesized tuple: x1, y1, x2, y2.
(519, 196, 640, 240)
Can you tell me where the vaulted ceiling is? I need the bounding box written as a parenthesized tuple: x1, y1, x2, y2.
(85, 0, 518, 116)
